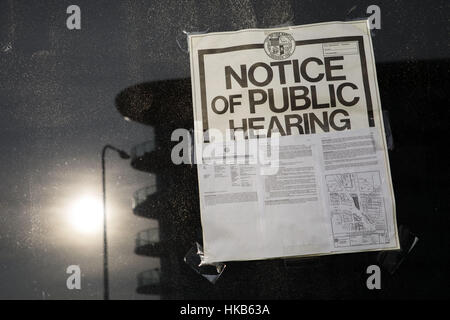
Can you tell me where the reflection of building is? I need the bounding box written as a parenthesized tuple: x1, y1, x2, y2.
(117, 79, 213, 299)
(129, 137, 192, 299)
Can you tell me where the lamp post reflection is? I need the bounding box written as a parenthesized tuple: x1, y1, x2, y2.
(101, 144, 130, 300)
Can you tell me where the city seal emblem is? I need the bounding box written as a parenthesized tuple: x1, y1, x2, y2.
(264, 32, 296, 60)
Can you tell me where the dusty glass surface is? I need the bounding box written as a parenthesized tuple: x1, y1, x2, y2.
(0, 0, 448, 299)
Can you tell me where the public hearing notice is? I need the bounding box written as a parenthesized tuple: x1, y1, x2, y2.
(189, 20, 399, 264)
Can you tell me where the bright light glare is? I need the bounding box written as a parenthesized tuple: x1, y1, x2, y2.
(68, 196, 103, 234)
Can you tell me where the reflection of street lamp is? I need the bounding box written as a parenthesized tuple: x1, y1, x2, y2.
(101, 145, 130, 300)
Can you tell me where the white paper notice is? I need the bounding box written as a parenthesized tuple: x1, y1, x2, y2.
(189, 20, 399, 263)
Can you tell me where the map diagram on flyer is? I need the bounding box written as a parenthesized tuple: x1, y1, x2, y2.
(325, 171, 390, 248)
